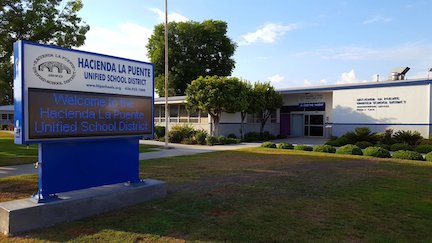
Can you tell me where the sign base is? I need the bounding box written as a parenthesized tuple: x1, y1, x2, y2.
(0, 179, 166, 236)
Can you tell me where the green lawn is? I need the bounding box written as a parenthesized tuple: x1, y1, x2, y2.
(0, 131, 38, 166)
(0, 135, 160, 166)
(2, 148, 432, 242)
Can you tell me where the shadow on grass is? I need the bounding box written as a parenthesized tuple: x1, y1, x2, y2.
(3, 149, 432, 242)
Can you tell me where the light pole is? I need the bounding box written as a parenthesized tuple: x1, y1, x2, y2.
(164, 0, 169, 148)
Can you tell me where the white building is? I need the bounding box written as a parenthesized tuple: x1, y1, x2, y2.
(0, 105, 14, 128)
(156, 76, 432, 138)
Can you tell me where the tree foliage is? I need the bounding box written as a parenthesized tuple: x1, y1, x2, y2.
(185, 76, 243, 136)
(252, 82, 284, 134)
(0, 0, 90, 105)
(147, 20, 236, 97)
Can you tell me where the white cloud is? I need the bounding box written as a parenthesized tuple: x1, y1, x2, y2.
(337, 69, 357, 84)
(303, 79, 313, 86)
(150, 8, 189, 23)
(240, 23, 298, 46)
(267, 74, 285, 88)
(319, 79, 328, 84)
(78, 23, 152, 62)
(362, 15, 392, 25)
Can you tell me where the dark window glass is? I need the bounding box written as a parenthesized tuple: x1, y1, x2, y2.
(304, 126, 309, 136)
(310, 115, 323, 125)
(310, 126, 324, 136)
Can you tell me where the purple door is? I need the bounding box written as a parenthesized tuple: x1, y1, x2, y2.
(280, 114, 290, 136)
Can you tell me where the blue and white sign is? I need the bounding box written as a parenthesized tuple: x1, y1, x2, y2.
(14, 41, 154, 144)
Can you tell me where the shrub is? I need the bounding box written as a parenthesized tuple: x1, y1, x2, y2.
(168, 124, 195, 143)
(276, 134, 287, 139)
(243, 132, 260, 142)
(294, 144, 313, 151)
(336, 144, 363, 155)
(355, 141, 374, 149)
(1, 124, 8, 130)
(419, 139, 432, 145)
(206, 136, 219, 146)
(325, 136, 351, 147)
(415, 144, 432, 154)
(261, 131, 276, 141)
(194, 130, 207, 145)
(425, 152, 432, 161)
(393, 130, 423, 146)
(313, 145, 336, 153)
(225, 138, 241, 144)
(363, 146, 391, 158)
(218, 136, 228, 145)
(390, 143, 412, 151)
(277, 142, 294, 149)
(392, 150, 424, 161)
(376, 129, 394, 145)
(353, 127, 377, 143)
(261, 142, 276, 148)
(375, 143, 391, 150)
(181, 137, 196, 145)
(227, 133, 237, 139)
(154, 126, 165, 139)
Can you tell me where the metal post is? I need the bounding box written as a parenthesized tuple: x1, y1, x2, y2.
(164, 0, 169, 148)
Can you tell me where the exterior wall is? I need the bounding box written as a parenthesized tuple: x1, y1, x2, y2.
(332, 84, 430, 137)
(0, 106, 14, 128)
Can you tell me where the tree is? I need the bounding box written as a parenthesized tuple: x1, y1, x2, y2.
(147, 20, 236, 97)
(0, 0, 90, 105)
(238, 80, 254, 139)
(185, 76, 243, 136)
(253, 82, 284, 135)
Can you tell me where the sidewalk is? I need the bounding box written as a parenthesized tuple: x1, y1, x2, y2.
(0, 137, 327, 179)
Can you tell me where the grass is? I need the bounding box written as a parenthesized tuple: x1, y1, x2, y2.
(2, 148, 432, 242)
(0, 131, 38, 166)
(139, 144, 161, 153)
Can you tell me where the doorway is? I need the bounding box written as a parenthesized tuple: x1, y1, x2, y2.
(290, 114, 304, 137)
(304, 114, 324, 137)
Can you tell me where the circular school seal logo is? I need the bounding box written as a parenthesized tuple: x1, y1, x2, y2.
(32, 53, 76, 85)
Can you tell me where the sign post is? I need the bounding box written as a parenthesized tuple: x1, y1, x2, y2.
(13, 41, 154, 202)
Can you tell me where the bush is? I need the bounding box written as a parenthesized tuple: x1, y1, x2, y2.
(206, 136, 219, 146)
(425, 152, 432, 161)
(390, 143, 412, 151)
(225, 138, 241, 144)
(392, 150, 424, 161)
(363, 146, 391, 158)
(393, 130, 423, 146)
(218, 136, 228, 145)
(154, 126, 165, 139)
(243, 132, 260, 142)
(313, 145, 336, 153)
(294, 144, 313, 151)
(261, 142, 276, 148)
(336, 144, 363, 155)
(261, 131, 276, 141)
(419, 139, 432, 145)
(181, 137, 196, 145)
(194, 130, 207, 145)
(376, 129, 394, 145)
(227, 133, 237, 139)
(415, 144, 432, 154)
(353, 127, 378, 143)
(277, 142, 294, 149)
(168, 124, 195, 143)
(325, 136, 352, 147)
(375, 143, 391, 150)
(1, 124, 8, 130)
(276, 134, 287, 139)
(355, 141, 374, 149)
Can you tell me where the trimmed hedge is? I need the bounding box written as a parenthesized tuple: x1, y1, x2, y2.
(206, 136, 219, 146)
(355, 141, 374, 149)
(277, 142, 294, 149)
(390, 143, 412, 151)
(261, 142, 276, 148)
(425, 152, 432, 161)
(414, 144, 432, 154)
(392, 150, 424, 161)
(336, 144, 363, 155)
(363, 146, 391, 158)
(294, 145, 313, 151)
(313, 145, 336, 153)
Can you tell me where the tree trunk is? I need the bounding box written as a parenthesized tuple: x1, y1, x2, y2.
(240, 112, 246, 139)
(211, 115, 220, 137)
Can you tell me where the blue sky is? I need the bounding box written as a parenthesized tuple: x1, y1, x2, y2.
(78, 0, 432, 89)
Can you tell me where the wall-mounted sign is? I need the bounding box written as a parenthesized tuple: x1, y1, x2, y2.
(14, 41, 154, 143)
(299, 102, 325, 108)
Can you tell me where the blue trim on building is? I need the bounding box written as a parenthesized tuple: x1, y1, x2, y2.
(331, 123, 432, 126)
(278, 79, 432, 93)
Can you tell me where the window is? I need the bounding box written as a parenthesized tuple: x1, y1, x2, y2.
(189, 108, 199, 123)
(1, 114, 7, 120)
(169, 104, 179, 122)
(270, 111, 277, 123)
(179, 105, 188, 122)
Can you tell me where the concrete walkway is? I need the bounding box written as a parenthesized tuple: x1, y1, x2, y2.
(0, 137, 327, 179)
